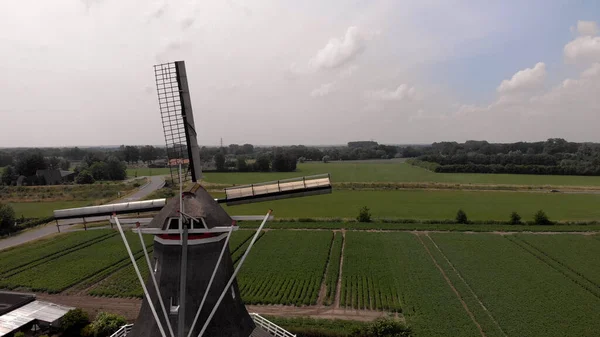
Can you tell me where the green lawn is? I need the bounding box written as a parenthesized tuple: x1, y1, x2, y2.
(9, 201, 92, 218)
(224, 189, 600, 221)
(201, 162, 600, 186)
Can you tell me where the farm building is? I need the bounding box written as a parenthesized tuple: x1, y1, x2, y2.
(35, 169, 75, 185)
(0, 291, 73, 336)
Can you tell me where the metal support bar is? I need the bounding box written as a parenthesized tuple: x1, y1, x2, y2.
(115, 216, 167, 337)
(198, 210, 273, 337)
(138, 229, 175, 337)
(187, 227, 233, 337)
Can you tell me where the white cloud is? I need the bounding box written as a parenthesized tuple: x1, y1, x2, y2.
(310, 82, 336, 97)
(366, 84, 419, 101)
(497, 62, 546, 93)
(576, 20, 599, 36)
(145, 1, 167, 21)
(582, 63, 600, 78)
(564, 35, 600, 64)
(339, 65, 358, 79)
(309, 26, 367, 70)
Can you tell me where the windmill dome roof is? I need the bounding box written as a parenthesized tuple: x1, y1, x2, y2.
(147, 184, 233, 230)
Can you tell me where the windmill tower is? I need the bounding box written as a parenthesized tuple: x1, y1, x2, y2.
(53, 60, 332, 337)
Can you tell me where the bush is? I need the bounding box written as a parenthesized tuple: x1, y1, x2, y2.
(533, 210, 552, 225)
(14, 332, 25, 337)
(0, 203, 16, 235)
(62, 308, 90, 337)
(455, 209, 468, 224)
(75, 170, 95, 184)
(351, 318, 412, 337)
(357, 206, 372, 223)
(509, 211, 522, 225)
(89, 312, 127, 337)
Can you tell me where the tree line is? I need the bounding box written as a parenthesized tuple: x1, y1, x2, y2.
(407, 138, 600, 176)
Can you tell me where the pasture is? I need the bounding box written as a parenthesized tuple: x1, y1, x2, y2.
(223, 189, 600, 221)
(9, 200, 92, 218)
(201, 162, 600, 186)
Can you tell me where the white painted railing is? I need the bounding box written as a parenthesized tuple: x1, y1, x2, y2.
(250, 313, 296, 337)
(107, 316, 295, 337)
(109, 324, 134, 337)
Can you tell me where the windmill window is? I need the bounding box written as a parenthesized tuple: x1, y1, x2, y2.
(168, 218, 179, 230)
(170, 297, 179, 314)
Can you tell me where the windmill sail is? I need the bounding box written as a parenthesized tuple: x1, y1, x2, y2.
(154, 61, 203, 183)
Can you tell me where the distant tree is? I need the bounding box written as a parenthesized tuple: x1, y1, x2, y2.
(1, 166, 16, 185)
(254, 155, 270, 172)
(15, 152, 47, 176)
(456, 209, 468, 224)
(140, 145, 157, 164)
(83, 152, 106, 167)
(75, 170, 95, 184)
(60, 159, 71, 171)
(357, 206, 372, 223)
(322, 155, 331, 163)
(121, 146, 140, 164)
(90, 162, 109, 180)
(509, 211, 522, 225)
(0, 203, 16, 235)
(89, 312, 127, 337)
(0, 151, 14, 166)
(61, 309, 90, 337)
(241, 143, 254, 154)
(298, 156, 306, 163)
(272, 153, 297, 172)
(533, 210, 552, 225)
(47, 156, 61, 169)
(236, 157, 249, 172)
(214, 152, 226, 171)
(105, 157, 127, 180)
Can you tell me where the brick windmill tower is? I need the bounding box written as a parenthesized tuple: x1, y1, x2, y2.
(54, 61, 332, 337)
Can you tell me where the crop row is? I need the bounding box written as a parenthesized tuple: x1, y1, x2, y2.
(237, 231, 331, 306)
(0, 232, 153, 293)
(323, 232, 343, 305)
(0, 230, 116, 275)
(89, 250, 153, 298)
(88, 231, 264, 298)
(340, 232, 481, 337)
(430, 233, 600, 337)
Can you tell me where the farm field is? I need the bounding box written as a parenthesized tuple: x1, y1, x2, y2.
(341, 231, 481, 336)
(126, 167, 171, 178)
(8, 200, 93, 218)
(0, 231, 153, 293)
(89, 230, 263, 298)
(223, 189, 600, 221)
(430, 233, 600, 337)
(200, 162, 600, 186)
(0, 229, 599, 336)
(237, 230, 332, 306)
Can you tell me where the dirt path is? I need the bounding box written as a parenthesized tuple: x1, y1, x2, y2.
(425, 235, 508, 337)
(415, 234, 486, 337)
(35, 293, 389, 323)
(317, 232, 337, 305)
(334, 229, 346, 308)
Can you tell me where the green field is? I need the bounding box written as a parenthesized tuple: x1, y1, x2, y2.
(1, 228, 600, 336)
(224, 189, 600, 221)
(8, 200, 92, 218)
(127, 167, 171, 178)
(199, 162, 600, 186)
(341, 232, 481, 336)
(431, 233, 600, 337)
(237, 230, 332, 305)
(0, 232, 152, 293)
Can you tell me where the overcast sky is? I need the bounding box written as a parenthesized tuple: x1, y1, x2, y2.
(1, 0, 600, 147)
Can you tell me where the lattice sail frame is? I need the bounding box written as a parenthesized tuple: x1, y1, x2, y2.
(154, 61, 202, 184)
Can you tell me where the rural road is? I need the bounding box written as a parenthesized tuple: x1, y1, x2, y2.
(0, 176, 166, 251)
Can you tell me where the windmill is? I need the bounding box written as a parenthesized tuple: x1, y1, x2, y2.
(53, 60, 332, 337)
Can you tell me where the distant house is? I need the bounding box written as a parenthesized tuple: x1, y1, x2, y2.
(35, 169, 75, 185)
